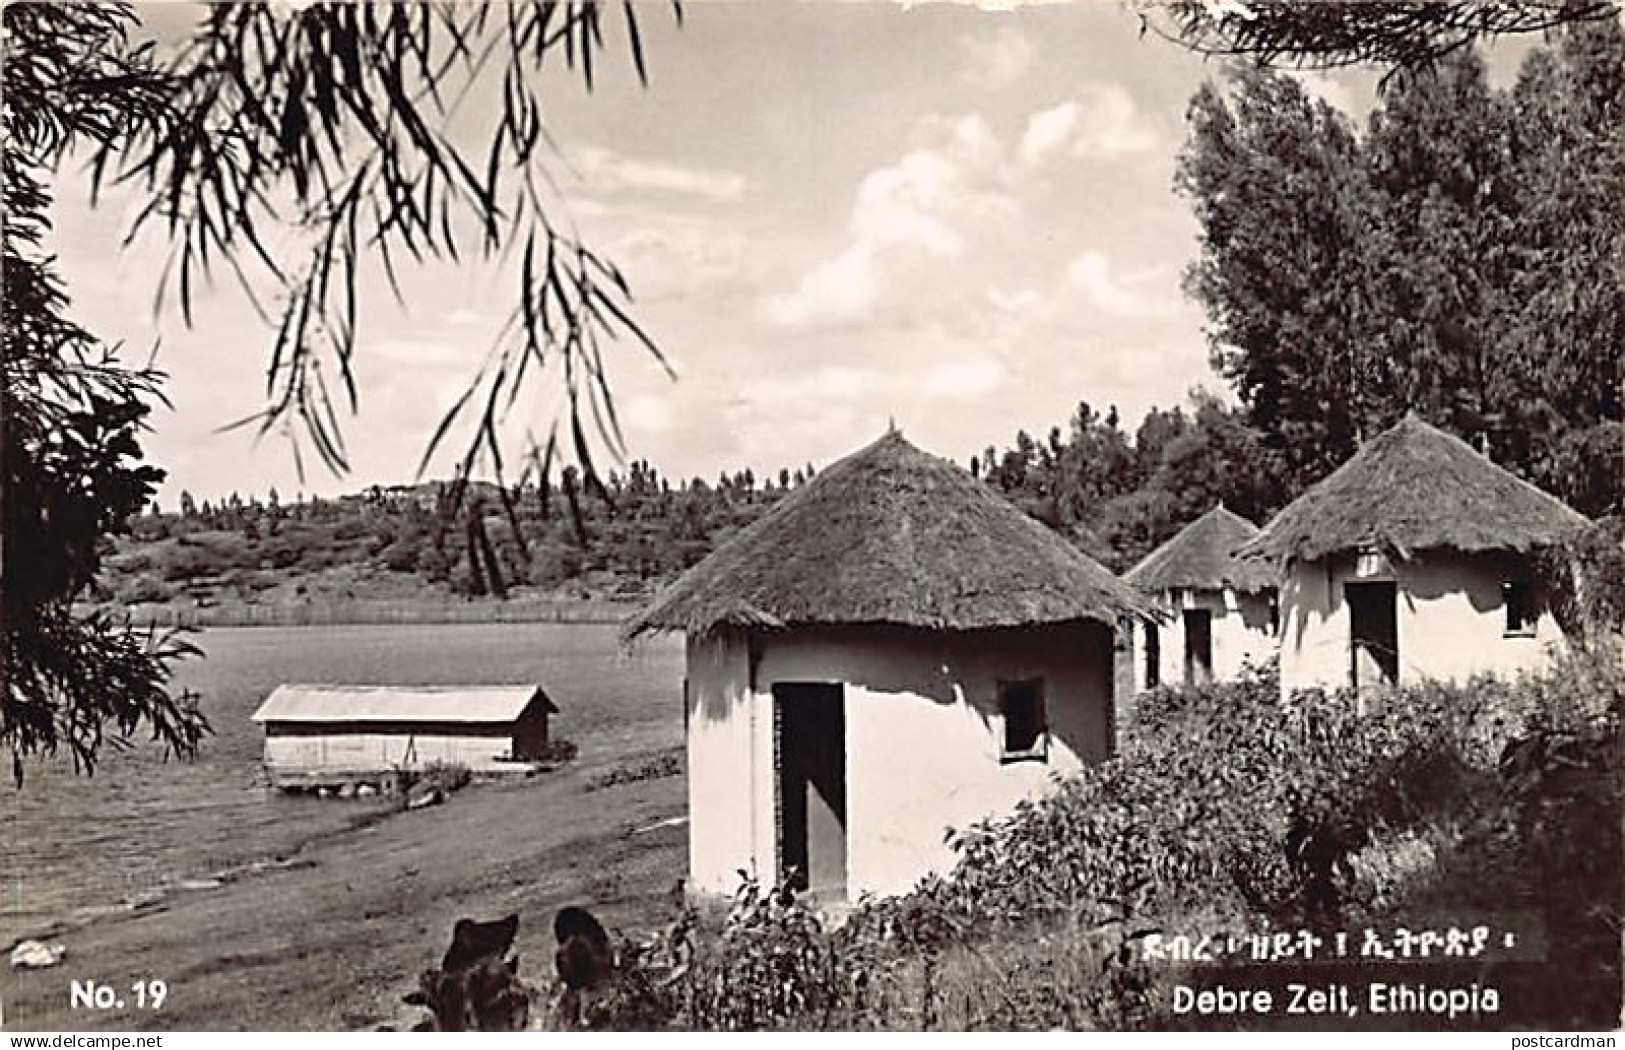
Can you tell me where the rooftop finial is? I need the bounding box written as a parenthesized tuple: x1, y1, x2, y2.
(887, 416, 900, 435)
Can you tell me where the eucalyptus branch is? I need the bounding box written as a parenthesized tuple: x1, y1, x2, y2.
(1138, 0, 1620, 73)
(101, 0, 680, 494)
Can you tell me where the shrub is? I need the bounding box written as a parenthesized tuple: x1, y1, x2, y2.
(532, 738, 578, 764)
(676, 878, 844, 1030)
(573, 650, 1623, 1030)
(588, 748, 682, 791)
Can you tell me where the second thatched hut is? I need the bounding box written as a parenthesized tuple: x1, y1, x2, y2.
(624, 430, 1148, 903)
(1241, 414, 1588, 703)
(1125, 503, 1278, 690)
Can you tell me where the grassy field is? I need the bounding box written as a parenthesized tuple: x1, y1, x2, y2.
(5, 622, 687, 1031)
(5, 750, 689, 1031)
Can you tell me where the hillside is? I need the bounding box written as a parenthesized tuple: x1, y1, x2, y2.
(92, 465, 809, 621)
(90, 395, 1309, 625)
(92, 393, 1621, 627)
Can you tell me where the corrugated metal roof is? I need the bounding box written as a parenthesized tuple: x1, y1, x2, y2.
(250, 684, 557, 724)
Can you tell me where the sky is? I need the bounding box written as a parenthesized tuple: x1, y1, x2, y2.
(47, 0, 1404, 506)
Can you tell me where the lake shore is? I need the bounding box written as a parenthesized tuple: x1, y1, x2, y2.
(4, 746, 688, 1031)
(100, 596, 644, 628)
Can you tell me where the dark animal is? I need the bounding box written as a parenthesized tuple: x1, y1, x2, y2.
(554, 905, 614, 990)
(443, 913, 519, 972)
(405, 955, 531, 1031)
(551, 905, 620, 1030)
(403, 913, 531, 1031)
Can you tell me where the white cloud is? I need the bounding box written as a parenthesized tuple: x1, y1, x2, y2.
(720, 364, 895, 462)
(986, 286, 1042, 315)
(573, 145, 751, 203)
(1020, 84, 1159, 165)
(1019, 101, 1080, 165)
(1063, 251, 1179, 319)
(623, 393, 675, 436)
(606, 220, 753, 300)
(764, 245, 881, 327)
(853, 114, 1011, 257)
(852, 152, 973, 257)
(766, 113, 1015, 327)
(961, 25, 1035, 90)
(1287, 70, 1359, 118)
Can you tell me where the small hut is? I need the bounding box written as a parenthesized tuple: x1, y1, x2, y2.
(1241, 414, 1588, 702)
(624, 431, 1148, 902)
(1125, 503, 1277, 690)
(251, 684, 557, 789)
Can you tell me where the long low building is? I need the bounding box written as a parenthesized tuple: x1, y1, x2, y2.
(250, 684, 558, 788)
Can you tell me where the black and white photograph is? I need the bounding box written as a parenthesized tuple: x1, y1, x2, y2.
(3, 0, 1622, 1035)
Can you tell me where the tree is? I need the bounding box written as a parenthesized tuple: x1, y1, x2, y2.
(3, 0, 668, 780)
(1176, 68, 1382, 492)
(1362, 51, 1517, 450)
(1176, 26, 1624, 514)
(3, 4, 206, 782)
(1132, 405, 1190, 474)
(1052, 401, 1136, 528)
(1498, 19, 1625, 514)
(1143, 393, 1281, 526)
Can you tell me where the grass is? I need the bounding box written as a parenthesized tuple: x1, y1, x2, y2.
(3, 747, 688, 1031)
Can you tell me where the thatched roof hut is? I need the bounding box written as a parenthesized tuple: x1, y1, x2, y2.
(1125, 503, 1275, 595)
(625, 430, 1148, 639)
(659, 431, 1149, 903)
(1242, 414, 1587, 567)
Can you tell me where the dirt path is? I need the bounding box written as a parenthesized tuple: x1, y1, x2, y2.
(4, 756, 687, 1031)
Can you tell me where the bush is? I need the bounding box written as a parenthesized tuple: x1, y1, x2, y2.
(678, 878, 846, 1030)
(532, 738, 578, 764)
(588, 748, 682, 791)
(572, 651, 1623, 1030)
(156, 538, 225, 582)
(113, 573, 172, 605)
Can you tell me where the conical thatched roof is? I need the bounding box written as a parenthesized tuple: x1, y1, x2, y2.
(1126, 504, 1275, 594)
(1241, 413, 1588, 567)
(624, 431, 1150, 638)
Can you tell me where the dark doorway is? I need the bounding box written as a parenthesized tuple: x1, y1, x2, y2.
(1347, 581, 1399, 692)
(1183, 609, 1213, 685)
(1144, 623, 1161, 688)
(774, 683, 846, 898)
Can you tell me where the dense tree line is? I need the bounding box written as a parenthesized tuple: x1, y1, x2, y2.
(971, 393, 1278, 572)
(101, 463, 819, 606)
